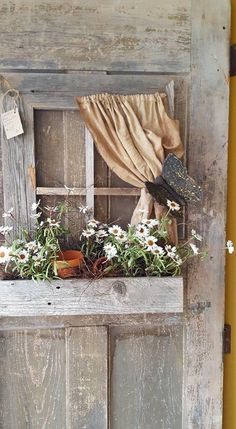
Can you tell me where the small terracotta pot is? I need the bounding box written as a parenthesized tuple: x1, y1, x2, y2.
(56, 250, 84, 279)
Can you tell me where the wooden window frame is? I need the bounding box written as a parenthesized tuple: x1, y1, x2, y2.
(1, 73, 185, 231)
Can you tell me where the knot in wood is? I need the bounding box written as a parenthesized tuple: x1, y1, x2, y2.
(112, 280, 126, 296)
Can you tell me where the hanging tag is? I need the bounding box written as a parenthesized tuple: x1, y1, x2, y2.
(1, 107, 24, 139)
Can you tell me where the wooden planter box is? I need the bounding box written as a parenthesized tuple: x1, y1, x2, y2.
(0, 277, 183, 318)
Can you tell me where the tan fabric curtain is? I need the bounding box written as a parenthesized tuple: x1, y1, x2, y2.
(77, 92, 184, 242)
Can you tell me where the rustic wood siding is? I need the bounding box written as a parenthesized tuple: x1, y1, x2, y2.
(0, 0, 191, 72)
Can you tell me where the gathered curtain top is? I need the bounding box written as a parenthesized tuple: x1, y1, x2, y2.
(77, 91, 168, 108)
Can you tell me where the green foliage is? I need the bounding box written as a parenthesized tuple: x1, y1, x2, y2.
(79, 213, 206, 277)
(0, 202, 68, 282)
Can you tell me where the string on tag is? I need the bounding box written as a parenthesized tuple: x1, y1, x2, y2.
(1, 88, 20, 113)
(1, 86, 24, 140)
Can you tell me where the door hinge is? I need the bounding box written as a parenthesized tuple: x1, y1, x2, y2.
(223, 324, 231, 354)
(231, 45, 236, 76)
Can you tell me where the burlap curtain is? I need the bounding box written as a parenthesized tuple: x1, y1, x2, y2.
(77, 92, 184, 241)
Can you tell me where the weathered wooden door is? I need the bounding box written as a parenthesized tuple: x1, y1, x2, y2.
(0, 1, 230, 428)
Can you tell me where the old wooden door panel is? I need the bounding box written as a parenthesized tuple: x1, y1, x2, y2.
(67, 327, 107, 429)
(0, 325, 182, 429)
(0, 329, 66, 429)
(110, 326, 183, 429)
(0, 327, 107, 429)
(0, 0, 191, 72)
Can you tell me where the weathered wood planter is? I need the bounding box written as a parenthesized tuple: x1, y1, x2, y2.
(0, 277, 183, 318)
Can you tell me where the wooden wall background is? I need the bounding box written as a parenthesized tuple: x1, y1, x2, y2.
(0, 1, 230, 428)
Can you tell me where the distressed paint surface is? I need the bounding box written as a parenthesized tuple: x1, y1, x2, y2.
(184, 0, 230, 428)
(0, 0, 190, 72)
(0, 0, 230, 427)
(0, 329, 66, 428)
(110, 325, 183, 429)
(0, 92, 36, 233)
(66, 327, 107, 428)
(0, 277, 184, 317)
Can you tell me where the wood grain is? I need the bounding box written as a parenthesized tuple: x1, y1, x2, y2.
(183, 1, 230, 428)
(85, 128, 94, 215)
(66, 327, 107, 428)
(0, 0, 190, 72)
(0, 314, 184, 331)
(0, 329, 66, 428)
(0, 92, 36, 235)
(110, 325, 183, 428)
(0, 277, 183, 317)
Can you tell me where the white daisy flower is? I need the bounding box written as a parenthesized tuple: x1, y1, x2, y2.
(0, 246, 11, 263)
(96, 229, 108, 238)
(25, 241, 39, 251)
(0, 225, 13, 234)
(17, 250, 29, 263)
(142, 218, 159, 228)
(175, 255, 183, 266)
(44, 205, 59, 212)
(165, 245, 177, 258)
(116, 232, 128, 242)
(79, 205, 89, 214)
(46, 218, 60, 227)
(104, 243, 117, 260)
(191, 229, 202, 242)
(31, 200, 41, 211)
(81, 228, 96, 238)
(167, 200, 181, 212)
(226, 240, 234, 254)
(108, 225, 123, 236)
(135, 224, 149, 237)
(32, 253, 43, 262)
(30, 212, 42, 219)
(189, 243, 199, 255)
(151, 245, 165, 256)
(2, 207, 13, 218)
(87, 219, 99, 228)
(32, 257, 42, 267)
(145, 236, 157, 251)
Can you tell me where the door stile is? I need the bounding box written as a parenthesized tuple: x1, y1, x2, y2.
(184, 0, 230, 427)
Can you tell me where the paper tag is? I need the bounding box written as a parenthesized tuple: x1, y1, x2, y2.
(1, 108, 24, 139)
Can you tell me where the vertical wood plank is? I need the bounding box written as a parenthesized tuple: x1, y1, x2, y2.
(63, 110, 86, 236)
(66, 326, 107, 429)
(94, 145, 109, 223)
(0, 93, 36, 233)
(0, 329, 66, 429)
(165, 80, 175, 118)
(110, 326, 183, 429)
(85, 128, 95, 216)
(184, 1, 230, 428)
